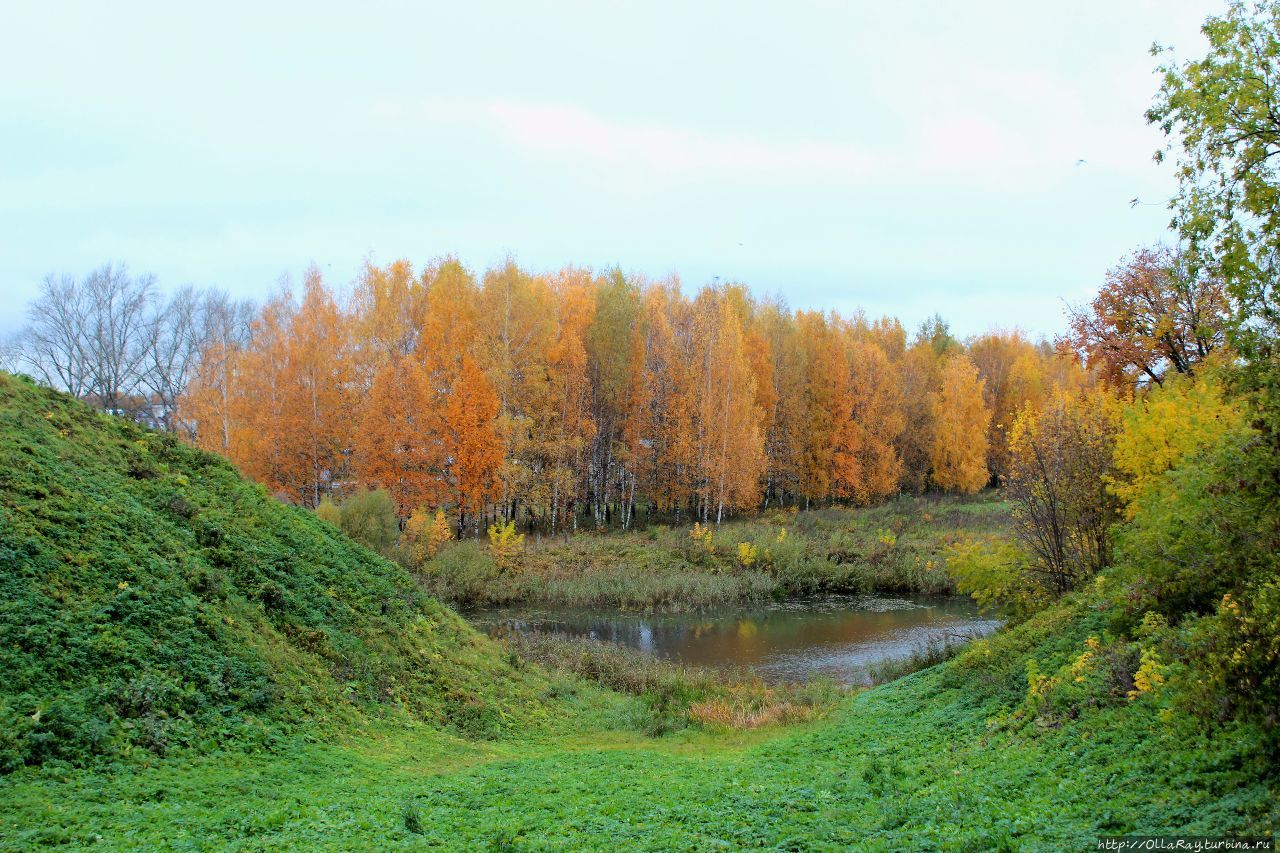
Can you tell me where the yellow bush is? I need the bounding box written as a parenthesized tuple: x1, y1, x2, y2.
(486, 519, 525, 570)
(1128, 649, 1167, 700)
(402, 507, 454, 565)
(737, 542, 758, 567)
(689, 522, 715, 554)
(1110, 368, 1248, 519)
(946, 536, 1048, 619)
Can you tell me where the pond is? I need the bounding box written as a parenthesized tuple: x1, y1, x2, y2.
(466, 594, 1000, 685)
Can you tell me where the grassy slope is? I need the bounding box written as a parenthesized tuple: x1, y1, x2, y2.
(0, 372, 613, 770)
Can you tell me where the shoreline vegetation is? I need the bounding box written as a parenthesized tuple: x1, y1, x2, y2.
(401, 493, 1013, 612)
(501, 630, 848, 735)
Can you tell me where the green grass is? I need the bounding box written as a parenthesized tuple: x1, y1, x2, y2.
(3, 600, 1274, 849)
(417, 494, 1013, 611)
(2, 373, 1275, 848)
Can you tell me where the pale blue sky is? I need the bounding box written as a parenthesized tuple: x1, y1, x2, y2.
(0, 1, 1217, 340)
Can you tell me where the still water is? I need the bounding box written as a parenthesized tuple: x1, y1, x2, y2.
(467, 594, 1000, 685)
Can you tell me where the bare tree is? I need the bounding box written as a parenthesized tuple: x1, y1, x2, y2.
(12, 263, 253, 432)
(12, 273, 94, 397)
(140, 286, 204, 431)
(81, 264, 157, 414)
(174, 291, 255, 443)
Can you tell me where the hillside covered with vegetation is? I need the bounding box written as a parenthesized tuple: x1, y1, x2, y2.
(1, 369, 1277, 848)
(0, 371, 593, 773)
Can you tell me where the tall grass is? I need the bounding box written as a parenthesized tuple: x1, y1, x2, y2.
(413, 493, 1014, 611)
(504, 631, 845, 734)
(864, 633, 971, 686)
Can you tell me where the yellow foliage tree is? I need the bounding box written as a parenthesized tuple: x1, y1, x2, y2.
(968, 330, 1047, 483)
(487, 519, 525, 570)
(928, 354, 991, 493)
(1110, 364, 1249, 518)
(695, 291, 767, 522)
(834, 335, 905, 505)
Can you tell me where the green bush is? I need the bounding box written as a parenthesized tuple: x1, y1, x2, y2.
(1106, 429, 1280, 725)
(1188, 575, 1280, 723)
(419, 542, 509, 605)
(946, 537, 1048, 620)
(330, 488, 400, 554)
(1111, 433, 1270, 621)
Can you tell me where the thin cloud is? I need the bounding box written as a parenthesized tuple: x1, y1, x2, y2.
(487, 101, 877, 182)
(385, 97, 876, 185)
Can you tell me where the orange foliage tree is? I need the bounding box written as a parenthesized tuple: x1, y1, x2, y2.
(1065, 246, 1228, 389)
(177, 255, 1132, 529)
(446, 354, 503, 536)
(356, 355, 445, 516)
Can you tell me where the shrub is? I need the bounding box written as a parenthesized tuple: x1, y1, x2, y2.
(402, 507, 453, 566)
(420, 542, 506, 605)
(1189, 581, 1280, 724)
(315, 496, 342, 527)
(946, 537, 1048, 620)
(1010, 635, 1144, 729)
(689, 522, 715, 555)
(504, 631, 844, 734)
(1110, 431, 1269, 620)
(486, 519, 525, 570)
(403, 799, 424, 834)
(335, 488, 400, 554)
(1006, 388, 1121, 596)
(865, 633, 968, 685)
(1110, 366, 1247, 519)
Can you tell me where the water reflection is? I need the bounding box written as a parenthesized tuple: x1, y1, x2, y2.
(467, 593, 1000, 685)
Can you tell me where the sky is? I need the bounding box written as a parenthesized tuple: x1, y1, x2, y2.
(0, 1, 1221, 341)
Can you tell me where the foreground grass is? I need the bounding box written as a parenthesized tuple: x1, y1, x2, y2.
(418, 493, 1012, 611)
(4, 601, 1274, 850)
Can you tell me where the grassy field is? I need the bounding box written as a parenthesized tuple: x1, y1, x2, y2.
(416, 493, 1014, 611)
(2, 373, 1275, 849)
(4, 599, 1275, 850)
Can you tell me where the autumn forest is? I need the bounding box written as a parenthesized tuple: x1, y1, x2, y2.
(170, 257, 1138, 533)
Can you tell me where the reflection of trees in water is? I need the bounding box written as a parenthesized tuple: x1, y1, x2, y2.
(489, 596, 998, 675)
